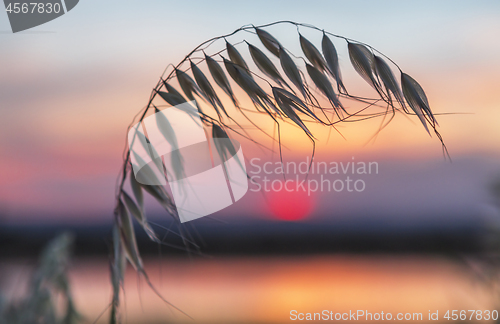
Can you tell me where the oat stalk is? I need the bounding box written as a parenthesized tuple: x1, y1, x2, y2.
(109, 21, 448, 323)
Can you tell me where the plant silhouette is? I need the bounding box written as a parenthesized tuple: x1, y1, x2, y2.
(110, 21, 448, 323)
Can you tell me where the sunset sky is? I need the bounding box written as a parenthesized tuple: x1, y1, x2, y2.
(0, 0, 499, 225)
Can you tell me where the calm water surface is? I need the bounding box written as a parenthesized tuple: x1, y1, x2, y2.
(1, 255, 496, 323)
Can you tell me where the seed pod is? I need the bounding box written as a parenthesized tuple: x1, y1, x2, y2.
(226, 41, 249, 72)
(306, 63, 343, 111)
(279, 46, 306, 99)
(401, 72, 435, 134)
(223, 56, 281, 117)
(273, 87, 312, 137)
(175, 68, 204, 101)
(255, 27, 281, 57)
(205, 53, 238, 106)
(321, 33, 346, 93)
(247, 42, 290, 89)
(374, 56, 407, 112)
(300, 34, 327, 72)
(117, 199, 143, 271)
(190, 60, 227, 117)
(122, 190, 157, 242)
(348, 42, 384, 98)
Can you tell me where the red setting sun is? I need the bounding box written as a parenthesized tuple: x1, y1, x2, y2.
(265, 180, 315, 221)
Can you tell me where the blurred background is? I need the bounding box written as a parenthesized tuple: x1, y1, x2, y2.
(1, 0, 500, 323)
